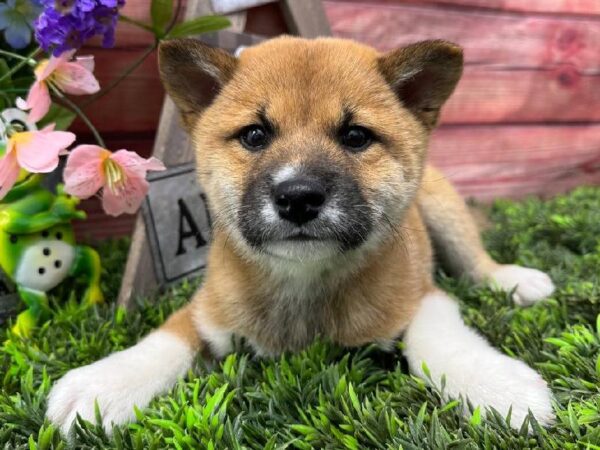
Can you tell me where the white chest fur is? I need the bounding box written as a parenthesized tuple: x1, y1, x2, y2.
(15, 240, 75, 292)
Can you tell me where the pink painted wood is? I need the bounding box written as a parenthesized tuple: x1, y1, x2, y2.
(429, 124, 600, 199)
(324, 1, 600, 69)
(330, 0, 600, 16)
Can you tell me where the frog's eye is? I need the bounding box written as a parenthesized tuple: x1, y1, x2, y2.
(9, 235, 17, 244)
(56, 232, 63, 240)
(41, 231, 49, 238)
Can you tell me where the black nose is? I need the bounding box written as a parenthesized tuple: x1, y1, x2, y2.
(273, 177, 326, 225)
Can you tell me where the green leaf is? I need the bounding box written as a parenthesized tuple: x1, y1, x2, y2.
(37, 104, 76, 131)
(470, 406, 482, 426)
(166, 15, 231, 39)
(38, 425, 54, 450)
(342, 434, 359, 450)
(28, 435, 37, 450)
(290, 424, 317, 436)
(151, 0, 173, 36)
(439, 400, 460, 414)
(567, 402, 581, 438)
(348, 383, 361, 414)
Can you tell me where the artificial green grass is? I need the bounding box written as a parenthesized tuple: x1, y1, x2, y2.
(1, 186, 600, 449)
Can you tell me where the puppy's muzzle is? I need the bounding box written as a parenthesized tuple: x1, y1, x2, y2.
(272, 177, 326, 225)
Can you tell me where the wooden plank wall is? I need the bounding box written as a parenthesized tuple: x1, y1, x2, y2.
(72, 0, 600, 239)
(325, 0, 600, 200)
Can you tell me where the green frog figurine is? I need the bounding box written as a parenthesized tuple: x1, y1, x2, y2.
(0, 146, 103, 337)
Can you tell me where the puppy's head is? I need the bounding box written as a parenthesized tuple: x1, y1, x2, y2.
(159, 37, 462, 263)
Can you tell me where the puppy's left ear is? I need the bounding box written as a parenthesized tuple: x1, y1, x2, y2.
(378, 40, 463, 129)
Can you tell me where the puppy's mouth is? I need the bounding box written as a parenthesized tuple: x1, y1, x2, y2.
(261, 234, 339, 262)
(282, 232, 323, 242)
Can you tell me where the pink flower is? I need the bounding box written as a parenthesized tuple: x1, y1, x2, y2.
(18, 50, 100, 123)
(64, 145, 166, 217)
(0, 125, 76, 199)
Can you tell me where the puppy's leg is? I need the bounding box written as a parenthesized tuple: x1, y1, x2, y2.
(46, 301, 206, 435)
(403, 290, 554, 428)
(417, 166, 554, 305)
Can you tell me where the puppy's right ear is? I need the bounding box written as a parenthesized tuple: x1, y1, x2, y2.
(158, 38, 237, 129)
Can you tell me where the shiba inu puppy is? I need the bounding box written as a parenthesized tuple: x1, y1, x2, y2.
(47, 36, 556, 434)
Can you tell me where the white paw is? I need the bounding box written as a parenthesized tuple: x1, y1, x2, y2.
(404, 291, 554, 430)
(46, 332, 193, 435)
(452, 354, 554, 429)
(489, 265, 555, 305)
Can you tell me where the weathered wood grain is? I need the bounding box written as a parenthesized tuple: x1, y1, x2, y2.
(327, 0, 600, 16)
(442, 66, 600, 124)
(70, 59, 600, 133)
(429, 124, 600, 199)
(69, 49, 163, 134)
(280, 0, 332, 37)
(324, 1, 600, 69)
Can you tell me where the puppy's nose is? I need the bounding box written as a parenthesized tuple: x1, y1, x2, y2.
(273, 177, 326, 225)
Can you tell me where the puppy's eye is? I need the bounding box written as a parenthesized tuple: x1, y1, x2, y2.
(240, 125, 269, 151)
(339, 126, 373, 152)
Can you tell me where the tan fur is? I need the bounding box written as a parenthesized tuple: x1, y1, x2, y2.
(156, 36, 495, 356)
(418, 166, 499, 282)
(161, 303, 202, 350)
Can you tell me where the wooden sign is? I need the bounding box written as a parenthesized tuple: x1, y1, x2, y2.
(142, 164, 212, 285)
(117, 0, 331, 306)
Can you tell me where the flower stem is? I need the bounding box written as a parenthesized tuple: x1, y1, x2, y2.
(52, 87, 105, 147)
(0, 49, 30, 62)
(119, 14, 156, 34)
(0, 48, 40, 84)
(80, 43, 157, 108)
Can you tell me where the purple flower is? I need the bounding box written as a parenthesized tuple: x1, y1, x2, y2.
(0, 0, 43, 49)
(35, 0, 125, 55)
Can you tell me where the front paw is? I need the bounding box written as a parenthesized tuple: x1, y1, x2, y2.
(457, 354, 554, 429)
(489, 264, 555, 305)
(46, 332, 194, 435)
(46, 359, 141, 435)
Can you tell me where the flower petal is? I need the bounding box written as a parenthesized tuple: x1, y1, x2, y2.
(102, 175, 149, 216)
(4, 21, 32, 49)
(24, 81, 51, 123)
(16, 130, 75, 173)
(111, 150, 166, 178)
(40, 123, 55, 133)
(75, 55, 95, 73)
(15, 97, 27, 110)
(38, 50, 75, 81)
(0, 151, 21, 200)
(63, 145, 106, 198)
(55, 61, 100, 95)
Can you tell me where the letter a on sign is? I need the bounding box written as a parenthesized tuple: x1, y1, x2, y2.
(176, 198, 207, 255)
(142, 164, 212, 285)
